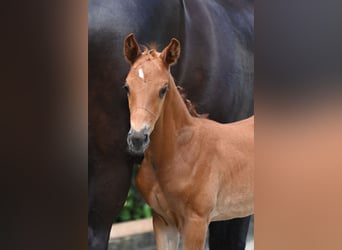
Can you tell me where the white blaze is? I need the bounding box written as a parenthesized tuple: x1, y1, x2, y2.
(138, 68, 144, 79)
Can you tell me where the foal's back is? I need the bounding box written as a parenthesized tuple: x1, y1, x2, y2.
(194, 116, 254, 157)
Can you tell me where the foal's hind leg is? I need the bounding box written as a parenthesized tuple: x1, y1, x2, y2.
(182, 214, 208, 250)
(153, 212, 179, 250)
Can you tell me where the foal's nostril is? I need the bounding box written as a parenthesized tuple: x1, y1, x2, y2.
(131, 135, 143, 148)
(144, 134, 148, 143)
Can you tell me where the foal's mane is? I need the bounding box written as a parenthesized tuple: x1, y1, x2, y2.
(141, 45, 208, 119)
(176, 86, 208, 118)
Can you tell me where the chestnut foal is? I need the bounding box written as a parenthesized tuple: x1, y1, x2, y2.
(123, 34, 254, 250)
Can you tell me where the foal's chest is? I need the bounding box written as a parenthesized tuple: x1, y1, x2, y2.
(136, 159, 188, 225)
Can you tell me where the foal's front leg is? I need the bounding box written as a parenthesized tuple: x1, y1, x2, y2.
(153, 212, 180, 250)
(182, 214, 208, 250)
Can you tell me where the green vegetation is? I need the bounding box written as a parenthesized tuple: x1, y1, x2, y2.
(116, 166, 152, 222)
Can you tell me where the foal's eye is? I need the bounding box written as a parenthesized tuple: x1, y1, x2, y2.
(122, 83, 130, 96)
(159, 84, 168, 98)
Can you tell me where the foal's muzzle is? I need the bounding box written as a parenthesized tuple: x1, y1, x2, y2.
(127, 128, 150, 155)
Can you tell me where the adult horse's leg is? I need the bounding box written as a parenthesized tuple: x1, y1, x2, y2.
(88, 157, 133, 250)
(152, 212, 180, 250)
(209, 216, 251, 250)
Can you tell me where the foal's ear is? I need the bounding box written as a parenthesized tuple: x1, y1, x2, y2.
(124, 33, 142, 65)
(161, 38, 181, 67)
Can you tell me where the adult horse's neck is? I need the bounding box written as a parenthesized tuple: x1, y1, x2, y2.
(147, 74, 194, 164)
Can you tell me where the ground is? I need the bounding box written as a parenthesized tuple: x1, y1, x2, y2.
(109, 217, 254, 250)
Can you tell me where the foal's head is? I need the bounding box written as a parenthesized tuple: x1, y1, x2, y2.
(123, 33, 180, 155)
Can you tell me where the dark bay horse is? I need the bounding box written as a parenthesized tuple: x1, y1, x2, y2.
(89, 0, 254, 249)
(124, 34, 254, 250)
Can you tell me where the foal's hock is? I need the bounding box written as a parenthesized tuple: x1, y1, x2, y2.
(123, 33, 254, 250)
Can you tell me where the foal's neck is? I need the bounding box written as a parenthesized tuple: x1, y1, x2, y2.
(148, 76, 194, 161)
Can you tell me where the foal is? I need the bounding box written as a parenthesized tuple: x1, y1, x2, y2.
(123, 34, 254, 250)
